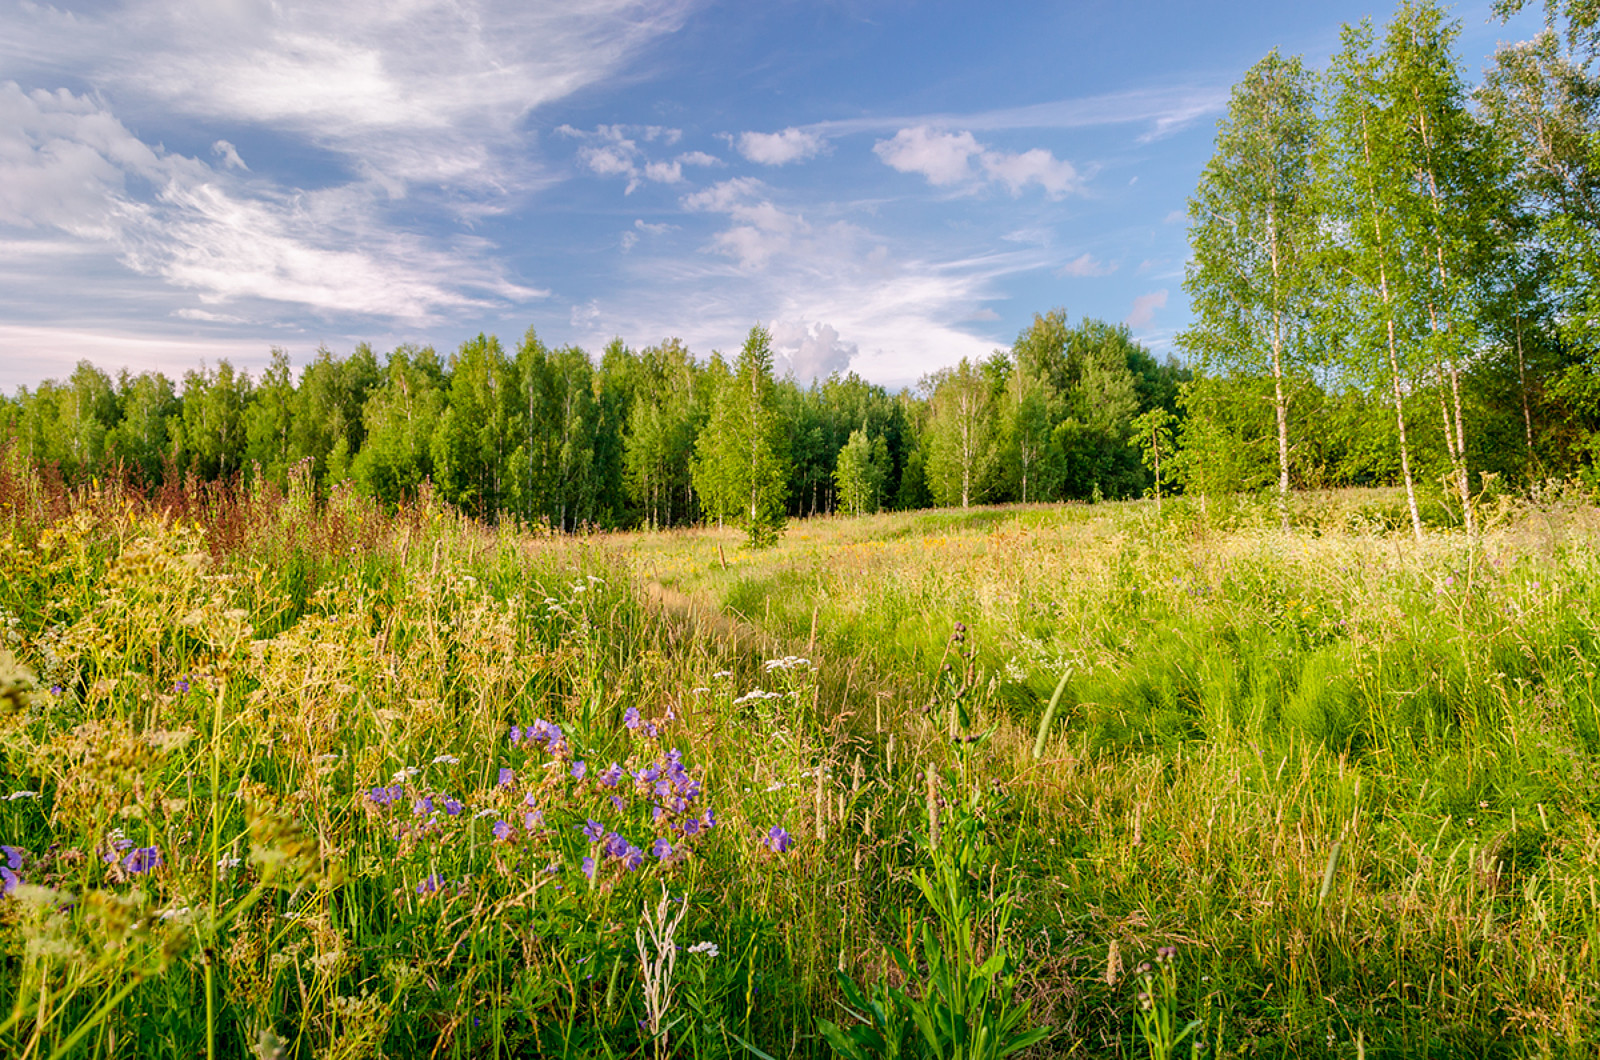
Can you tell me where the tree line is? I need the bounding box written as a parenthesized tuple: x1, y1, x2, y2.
(0, 317, 1185, 542)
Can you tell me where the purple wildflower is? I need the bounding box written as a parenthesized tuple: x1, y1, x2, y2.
(603, 832, 629, 859)
(581, 856, 596, 880)
(387, 783, 404, 802)
(174, 679, 190, 694)
(571, 760, 587, 781)
(508, 724, 524, 745)
(644, 722, 659, 738)
(50, 685, 62, 695)
(610, 795, 626, 813)
(524, 810, 543, 832)
(123, 846, 163, 873)
(701, 808, 717, 831)
(498, 768, 514, 787)
(412, 796, 434, 816)
(492, 819, 513, 841)
(681, 816, 701, 837)
(417, 874, 443, 896)
(441, 797, 464, 816)
(1, 846, 21, 895)
(652, 837, 673, 860)
(622, 845, 644, 871)
(582, 819, 604, 843)
(623, 707, 641, 730)
(599, 762, 624, 788)
(763, 826, 792, 853)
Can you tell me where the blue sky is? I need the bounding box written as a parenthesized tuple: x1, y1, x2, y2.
(0, 0, 1543, 392)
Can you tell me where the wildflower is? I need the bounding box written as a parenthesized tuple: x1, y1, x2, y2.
(688, 941, 720, 957)
(474, 808, 499, 819)
(681, 817, 701, 838)
(652, 837, 673, 860)
(599, 762, 624, 788)
(509, 724, 524, 745)
(498, 768, 514, 787)
(570, 760, 587, 781)
(523, 791, 540, 807)
(123, 846, 163, 874)
(701, 808, 717, 831)
(582, 819, 604, 843)
(621, 845, 644, 871)
(441, 797, 464, 816)
(603, 832, 628, 858)
(432, 754, 460, 765)
(217, 856, 242, 879)
(524, 811, 543, 832)
(610, 795, 625, 813)
(581, 856, 596, 880)
(1, 845, 22, 895)
(417, 874, 443, 896)
(762, 826, 792, 853)
(174, 679, 190, 694)
(623, 706, 642, 730)
(492, 820, 513, 842)
(412, 796, 434, 816)
(50, 685, 62, 695)
(644, 722, 659, 738)
(711, 670, 732, 680)
(392, 766, 420, 781)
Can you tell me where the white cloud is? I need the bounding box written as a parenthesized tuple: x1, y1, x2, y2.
(621, 218, 677, 253)
(565, 124, 696, 192)
(981, 148, 1081, 197)
(210, 140, 248, 171)
(873, 127, 982, 186)
(7, 0, 697, 193)
(0, 84, 543, 325)
(1057, 253, 1116, 278)
(1126, 289, 1168, 329)
(738, 127, 825, 166)
(1164, 209, 1187, 224)
(769, 320, 857, 381)
(874, 126, 1083, 198)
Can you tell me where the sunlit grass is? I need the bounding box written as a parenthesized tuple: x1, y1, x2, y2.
(6, 447, 1600, 1057)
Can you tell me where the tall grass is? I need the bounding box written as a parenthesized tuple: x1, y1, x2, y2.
(7, 443, 1600, 1056)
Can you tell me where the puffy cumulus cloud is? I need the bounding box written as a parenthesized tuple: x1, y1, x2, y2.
(737, 127, 825, 166)
(562, 124, 716, 193)
(769, 319, 858, 381)
(873, 127, 982, 186)
(982, 147, 1081, 197)
(1125, 289, 1168, 329)
(873, 125, 1083, 198)
(1057, 253, 1116, 278)
(0, 83, 542, 325)
(681, 178, 819, 270)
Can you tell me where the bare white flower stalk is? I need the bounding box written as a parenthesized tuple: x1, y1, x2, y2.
(636, 883, 689, 1055)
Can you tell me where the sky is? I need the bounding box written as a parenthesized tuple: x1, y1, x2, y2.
(0, 0, 1547, 393)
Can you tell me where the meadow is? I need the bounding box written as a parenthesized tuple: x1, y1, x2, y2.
(4, 449, 1600, 1058)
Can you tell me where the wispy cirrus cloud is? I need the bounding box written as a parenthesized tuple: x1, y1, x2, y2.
(1, 83, 543, 326)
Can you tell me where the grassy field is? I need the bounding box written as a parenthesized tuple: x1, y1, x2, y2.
(4, 453, 1600, 1058)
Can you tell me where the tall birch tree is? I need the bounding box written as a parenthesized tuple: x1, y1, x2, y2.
(1181, 49, 1319, 531)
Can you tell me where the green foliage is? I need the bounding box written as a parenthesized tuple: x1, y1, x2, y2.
(833, 428, 889, 516)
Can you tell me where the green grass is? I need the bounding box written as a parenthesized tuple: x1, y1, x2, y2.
(5, 452, 1600, 1058)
